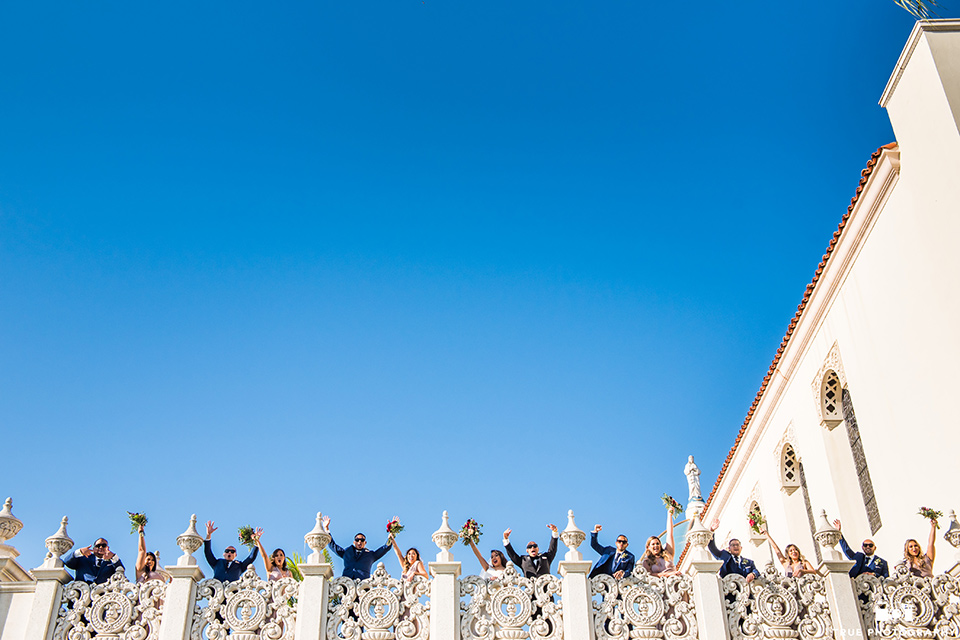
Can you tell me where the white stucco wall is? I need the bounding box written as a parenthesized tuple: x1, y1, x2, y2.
(695, 21, 960, 572)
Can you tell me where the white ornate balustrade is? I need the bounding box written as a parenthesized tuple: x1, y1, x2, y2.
(191, 568, 298, 640)
(855, 565, 960, 639)
(53, 574, 165, 640)
(8, 504, 960, 640)
(326, 563, 429, 640)
(723, 565, 832, 640)
(591, 568, 697, 640)
(460, 563, 562, 640)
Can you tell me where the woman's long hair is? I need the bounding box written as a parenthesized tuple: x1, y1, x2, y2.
(401, 547, 420, 571)
(784, 544, 806, 565)
(641, 535, 669, 563)
(903, 539, 923, 567)
(490, 550, 507, 568)
(141, 552, 158, 579)
(271, 549, 287, 572)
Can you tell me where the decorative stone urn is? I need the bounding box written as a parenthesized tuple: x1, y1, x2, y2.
(305, 512, 332, 563)
(813, 510, 842, 561)
(176, 514, 204, 566)
(942, 510, 960, 574)
(684, 511, 715, 562)
(42, 516, 74, 568)
(432, 510, 458, 562)
(0, 498, 24, 556)
(560, 509, 586, 561)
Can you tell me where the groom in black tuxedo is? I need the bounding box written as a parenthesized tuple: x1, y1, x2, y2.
(503, 524, 559, 578)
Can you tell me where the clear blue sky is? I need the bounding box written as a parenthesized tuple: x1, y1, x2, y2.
(0, 0, 938, 575)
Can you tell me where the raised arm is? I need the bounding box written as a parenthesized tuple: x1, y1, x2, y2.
(468, 538, 490, 571)
(590, 525, 606, 554)
(255, 532, 271, 575)
(503, 529, 524, 567)
(928, 518, 937, 564)
(391, 537, 405, 568)
(203, 539, 218, 569)
(370, 537, 393, 562)
(761, 526, 787, 564)
(136, 525, 147, 573)
(665, 508, 676, 558)
(543, 525, 559, 563)
(328, 535, 346, 559)
(239, 529, 262, 570)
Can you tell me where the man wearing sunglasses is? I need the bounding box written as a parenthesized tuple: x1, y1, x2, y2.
(834, 519, 889, 578)
(324, 515, 394, 580)
(503, 524, 559, 578)
(204, 520, 261, 582)
(588, 525, 635, 579)
(63, 538, 124, 584)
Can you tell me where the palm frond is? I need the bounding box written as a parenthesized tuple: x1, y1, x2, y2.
(891, 0, 941, 19)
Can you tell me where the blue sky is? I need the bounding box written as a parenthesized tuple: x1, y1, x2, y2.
(0, 0, 938, 576)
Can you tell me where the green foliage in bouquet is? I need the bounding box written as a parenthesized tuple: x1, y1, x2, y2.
(127, 512, 148, 534)
(238, 525, 257, 548)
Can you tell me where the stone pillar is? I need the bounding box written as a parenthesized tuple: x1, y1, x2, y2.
(428, 511, 461, 640)
(296, 564, 334, 640)
(941, 510, 960, 577)
(557, 509, 594, 640)
(24, 517, 74, 640)
(0, 497, 31, 583)
(296, 512, 334, 640)
(158, 515, 206, 640)
(158, 567, 204, 640)
(685, 513, 729, 640)
(813, 510, 863, 640)
(559, 561, 594, 640)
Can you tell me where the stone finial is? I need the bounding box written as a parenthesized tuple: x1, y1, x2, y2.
(813, 509, 842, 561)
(305, 512, 332, 563)
(684, 510, 715, 562)
(559, 509, 586, 561)
(432, 511, 458, 563)
(0, 497, 24, 546)
(42, 516, 74, 568)
(176, 514, 203, 566)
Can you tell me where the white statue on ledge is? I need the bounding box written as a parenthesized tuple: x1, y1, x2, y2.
(685, 455, 702, 502)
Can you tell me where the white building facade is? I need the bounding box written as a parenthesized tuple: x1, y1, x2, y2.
(683, 19, 960, 573)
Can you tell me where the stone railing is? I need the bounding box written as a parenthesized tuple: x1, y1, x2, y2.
(592, 569, 697, 640)
(855, 565, 960, 639)
(723, 565, 832, 640)
(326, 563, 429, 640)
(7, 502, 960, 640)
(52, 573, 164, 640)
(460, 563, 562, 640)
(191, 568, 298, 640)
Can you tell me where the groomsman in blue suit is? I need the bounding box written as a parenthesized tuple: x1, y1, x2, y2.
(708, 520, 760, 582)
(834, 519, 889, 578)
(62, 538, 124, 584)
(589, 524, 635, 579)
(204, 521, 260, 582)
(323, 515, 393, 580)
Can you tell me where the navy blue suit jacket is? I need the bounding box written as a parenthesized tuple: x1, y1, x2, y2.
(589, 532, 636, 578)
(328, 537, 392, 580)
(204, 540, 258, 582)
(62, 552, 125, 584)
(839, 536, 889, 578)
(707, 538, 760, 579)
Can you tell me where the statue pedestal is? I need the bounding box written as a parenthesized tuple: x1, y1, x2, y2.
(685, 499, 705, 521)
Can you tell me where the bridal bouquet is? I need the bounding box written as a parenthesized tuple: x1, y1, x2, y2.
(661, 495, 683, 517)
(748, 505, 765, 535)
(386, 517, 404, 536)
(918, 506, 943, 527)
(459, 519, 483, 546)
(127, 511, 148, 534)
(238, 525, 257, 548)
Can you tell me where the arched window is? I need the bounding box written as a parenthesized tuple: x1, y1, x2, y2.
(781, 444, 800, 494)
(820, 370, 843, 429)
